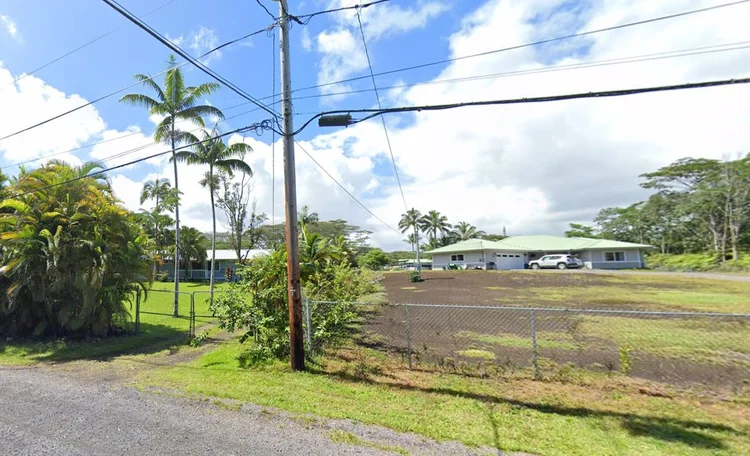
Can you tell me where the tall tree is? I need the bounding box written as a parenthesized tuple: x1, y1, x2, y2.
(452, 221, 486, 241)
(419, 210, 452, 245)
(140, 178, 173, 211)
(217, 172, 253, 262)
(244, 201, 269, 254)
(399, 208, 422, 252)
(120, 55, 222, 316)
(174, 130, 252, 305)
(564, 223, 596, 238)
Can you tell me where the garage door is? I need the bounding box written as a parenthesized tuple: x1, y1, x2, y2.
(495, 252, 525, 270)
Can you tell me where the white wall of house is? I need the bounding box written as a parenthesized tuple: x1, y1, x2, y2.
(432, 251, 487, 269)
(588, 248, 644, 269)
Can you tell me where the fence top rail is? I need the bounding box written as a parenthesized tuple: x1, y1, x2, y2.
(387, 303, 750, 318)
(145, 289, 193, 296)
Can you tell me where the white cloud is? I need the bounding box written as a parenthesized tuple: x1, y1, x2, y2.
(0, 63, 105, 164)
(313, 1, 450, 97)
(111, 0, 750, 252)
(189, 27, 221, 64)
(89, 126, 166, 169)
(1, 15, 20, 42)
(301, 28, 312, 52)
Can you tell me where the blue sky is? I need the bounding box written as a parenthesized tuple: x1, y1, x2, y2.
(1, 0, 750, 250)
(0, 0, 470, 144)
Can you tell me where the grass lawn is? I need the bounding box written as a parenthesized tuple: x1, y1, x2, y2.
(0, 281, 224, 365)
(136, 338, 750, 456)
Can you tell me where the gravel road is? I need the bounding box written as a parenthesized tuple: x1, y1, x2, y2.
(0, 366, 490, 456)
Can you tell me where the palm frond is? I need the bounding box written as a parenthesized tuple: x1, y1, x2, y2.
(119, 93, 161, 113)
(171, 151, 204, 165)
(133, 74, 167, 103)
(183, 82, 222, 107)
(216, 158, 253, 177)
(177, 105, 225, 124)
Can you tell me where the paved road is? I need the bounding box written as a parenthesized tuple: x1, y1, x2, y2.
(0, 366, 485, 456)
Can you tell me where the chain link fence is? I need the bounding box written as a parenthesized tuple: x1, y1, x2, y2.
(129, 289, 224, 340)
(308, 300, 750, 387)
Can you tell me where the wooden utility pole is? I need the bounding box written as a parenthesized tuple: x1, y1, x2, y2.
(277, 0, 305, 371)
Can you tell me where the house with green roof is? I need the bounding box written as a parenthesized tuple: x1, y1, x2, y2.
(426, 235, 653, 270)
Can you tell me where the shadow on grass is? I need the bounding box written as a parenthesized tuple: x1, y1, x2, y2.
(0, 323, 191, 363)
(310, 366, 735, 451)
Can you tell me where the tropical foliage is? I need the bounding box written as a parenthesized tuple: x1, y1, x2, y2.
(210, 228, 379, 364)
(571, 154, 750, 262)
(0, 161, 150, 338)
(173, 129, 252, 304)
(120, 54, 223, 316)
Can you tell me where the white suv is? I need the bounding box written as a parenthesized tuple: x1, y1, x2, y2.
(528, 254, 583, 270)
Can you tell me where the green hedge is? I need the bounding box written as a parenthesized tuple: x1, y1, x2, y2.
(647, 253, 750, 272)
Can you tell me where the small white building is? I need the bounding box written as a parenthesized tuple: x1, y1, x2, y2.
(158, 249, 269, 281)
(427, 236, 652, 270)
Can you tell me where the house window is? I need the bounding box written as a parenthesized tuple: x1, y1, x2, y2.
(604, 251, 625, 262)
(450, 254, 464, 261)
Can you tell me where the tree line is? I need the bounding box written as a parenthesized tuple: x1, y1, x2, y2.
(567, 155, 750, 261)
(398, 209, 506, 253)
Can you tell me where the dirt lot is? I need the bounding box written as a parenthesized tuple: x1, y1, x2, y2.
(361, 271, 750, 388)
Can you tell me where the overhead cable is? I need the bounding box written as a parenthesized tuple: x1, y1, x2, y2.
(296, 77, 750, 134)
(101, 0, 280, 119)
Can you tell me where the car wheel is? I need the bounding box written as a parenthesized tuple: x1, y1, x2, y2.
(557, 263, 567, 270)
(530, 263, 540, 270)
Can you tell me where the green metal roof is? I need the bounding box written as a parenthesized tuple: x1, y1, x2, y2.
(426, 236, 652, 254)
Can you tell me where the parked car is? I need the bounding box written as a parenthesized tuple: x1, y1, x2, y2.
(528, 254, 583, 270)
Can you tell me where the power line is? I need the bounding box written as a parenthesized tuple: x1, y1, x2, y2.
(293, 139, 400, 234)
(290, 40, 750, 102)
(3, 123, 271, 202)
(0, 22, 276, 144)
(355, 5, 407, 212)
(2, 0, 178, 91)
(101, 0, 281, 119)
(297, 77, 750, 134)
(294, 0, 390, 25)
(2, 103, 265, 171)
(292, 0, 750, 95)
(255, 0, 277, 21)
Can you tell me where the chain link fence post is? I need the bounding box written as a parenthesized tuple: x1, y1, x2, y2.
(135, 291, 141, 335)
(304, 297, 313, 353)
(531, 309, 540, 380)
(189, 292, 196, 339)
(405, 305, 413, 370)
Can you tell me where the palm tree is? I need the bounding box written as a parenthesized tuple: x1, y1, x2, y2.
(299, 205, 319, 227)
(452, 221, 486, 241)
(403, 233, 418, 252)
(399, 208, 421, 252)
(140, 178, 173, 211)
(177, 226, 209, 274)
(173, 130, 252, 305)
(120, 55, 223, 316)
(419, 210, 452, 245)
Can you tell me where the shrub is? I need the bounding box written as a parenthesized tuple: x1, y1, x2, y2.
(0, 161, 150, 338)
(408, 271, 424, 283)
(211, 246, 380, 365)
(155, 271, 170, 282)
(224, 266, 235, 282)
(647, 253, 750, 272)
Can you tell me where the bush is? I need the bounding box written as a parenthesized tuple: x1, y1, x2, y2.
(0, 161, 150, 338)
(647, 253, 750, 272)
(155, 271, 170, 282)
(210, 247, 380, 365)
(408, 271, 424, 282)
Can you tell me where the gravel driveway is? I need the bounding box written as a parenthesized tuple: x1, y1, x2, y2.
(0, 366, 489, 456)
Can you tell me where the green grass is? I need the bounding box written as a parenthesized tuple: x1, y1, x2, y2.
(458, 331, 577, 350)
(582, 317, 750, 366)
(457, 349, 496, 360)
(0, 284, 222, 365)
(136, 339, 750, 456)
(329, 430, 409, 455)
